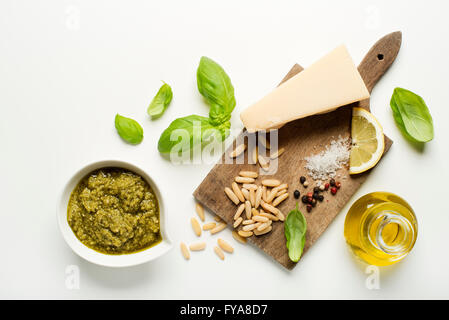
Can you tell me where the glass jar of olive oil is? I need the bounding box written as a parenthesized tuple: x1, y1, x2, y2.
(344, 192, 418, 266)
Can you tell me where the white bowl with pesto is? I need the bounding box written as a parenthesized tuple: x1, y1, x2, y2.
(57, 160, 172, 267)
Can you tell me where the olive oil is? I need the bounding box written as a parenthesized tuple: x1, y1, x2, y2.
(344, 192, 417, 266)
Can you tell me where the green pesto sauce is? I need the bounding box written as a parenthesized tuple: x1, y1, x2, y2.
(67, 167, 161, 255)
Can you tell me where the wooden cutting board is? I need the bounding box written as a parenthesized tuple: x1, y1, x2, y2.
(193, 32, 402, 269)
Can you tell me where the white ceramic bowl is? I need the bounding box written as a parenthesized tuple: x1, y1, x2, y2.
(57, 160, 172, 267)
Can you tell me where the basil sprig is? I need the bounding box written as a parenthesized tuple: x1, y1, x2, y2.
(158, 57, 235, 153)
(197, 56, 236, 126)
(115, 114, 144, 145)
(284, 204, 307, 262)
(147, 82, 173, 119)
(390, 87, 434, 143)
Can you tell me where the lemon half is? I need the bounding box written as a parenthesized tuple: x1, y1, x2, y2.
(349, 108, 385, 174)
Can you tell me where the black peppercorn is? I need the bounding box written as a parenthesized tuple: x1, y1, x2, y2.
(330, 178, 336, 187)
(302, 195, 309, 204)
(313, 192, 319, 200)
(294, 190, 300, 199)
(313, 187, 320, 193)
(300, 176, 306, 184)
(318, 195, 324, 202)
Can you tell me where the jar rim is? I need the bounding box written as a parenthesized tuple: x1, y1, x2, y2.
(371, 211, 415, 255)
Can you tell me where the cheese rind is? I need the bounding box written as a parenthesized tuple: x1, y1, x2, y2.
(240, 45, 370, 132)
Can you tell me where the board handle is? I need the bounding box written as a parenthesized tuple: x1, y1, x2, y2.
(358, 31, 402, 94)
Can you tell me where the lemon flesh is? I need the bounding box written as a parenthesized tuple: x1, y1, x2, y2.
(350, 108, 385, 174)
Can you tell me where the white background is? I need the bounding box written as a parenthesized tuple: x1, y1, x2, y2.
(1, 0, 448, 299)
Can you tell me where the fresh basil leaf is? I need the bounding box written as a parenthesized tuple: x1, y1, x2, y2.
(147, 82, 173, 119)
(157, 56, 235, 155)
(197, 56, 236, 125)
(390, 88, 434, 143)
(158, 115, 226, 153)
(115, 114, 144, 145)
(284, 204, 307, 262)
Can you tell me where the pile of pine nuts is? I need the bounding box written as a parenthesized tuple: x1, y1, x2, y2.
(224, 170, 289, 238)
(180, 203, 239, 261)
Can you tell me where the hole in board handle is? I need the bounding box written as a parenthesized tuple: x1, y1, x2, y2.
(377, 54, 384, 61)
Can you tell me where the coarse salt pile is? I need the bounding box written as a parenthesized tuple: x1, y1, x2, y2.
(304, 136, 350, 181)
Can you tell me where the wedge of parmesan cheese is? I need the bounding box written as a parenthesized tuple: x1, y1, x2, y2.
(240, 45, 369, 132)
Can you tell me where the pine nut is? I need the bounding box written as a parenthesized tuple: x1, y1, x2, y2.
(238, 230, 253, 238)
(270, 147, 285, 159)
(254, 225, 272, 236)
(218, 238, 234, 253)
(230, 144, 246, 158)
(245, 201, 252, 219)
(195, 202, 205, 222)
(214, 246, 225, 260)
(262, 186, 267, 202)
(272, 193, 289, 207)
(203, 222, 216, 231)
(255, 186, 262, 209)
(253, 215, 269, 223)
(233, 217, 243, 228)
(191, 217, 202, 237)
(242, 184, 258, 190)
(266, 186, 280, 203)
(232, 182, 245, 202)
(189, 242, 206, 251)
(214, 216, 223, 222)
(261, 201, 281, 216)
(242, 219, 255, 225)
(262, 179, 281, 187)
(242, 223, 260, 232)
(224, 187, 240, 205)
(259, 212, 279, 221)
(235, 176, 255, 184)
(276, 210, 285, 222)
(210, 222, 227, 235)
(251, 208, 259, 217)
(277, 183, 288, 191)
(239, 171, 258, 178)
(276, 189, 287, 197)
(232, 230, 247, 244)
(257, 221, 271, 231)
(241, 188, 250, 200)
(234, 204, 245, 220)
(249, 188, 255, 206)
(180, 242, 190, 260)
(252, 146, 258, 164)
